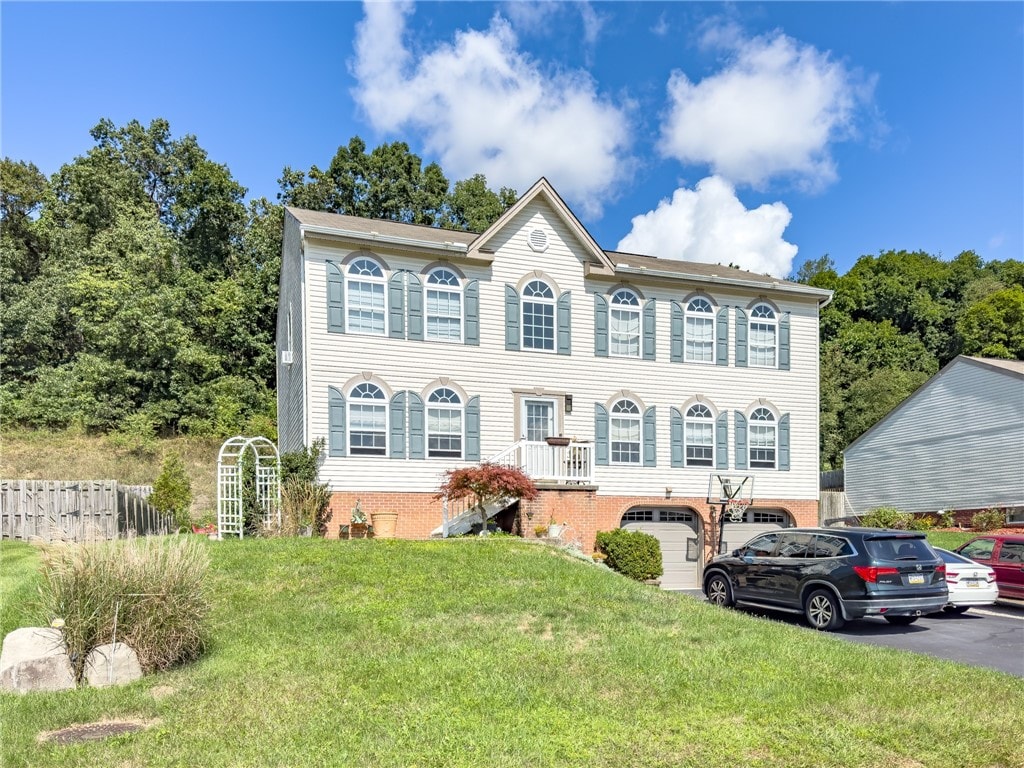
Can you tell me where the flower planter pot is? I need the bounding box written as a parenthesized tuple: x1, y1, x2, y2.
(545, 436, 571, 447)
(547, 523, 564, 538)
(372, 511, 398, 539)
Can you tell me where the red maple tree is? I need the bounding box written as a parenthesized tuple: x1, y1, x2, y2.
(435, 462, 539, 533)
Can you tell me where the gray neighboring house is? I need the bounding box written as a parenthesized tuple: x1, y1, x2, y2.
(844, 356, 1024, 524)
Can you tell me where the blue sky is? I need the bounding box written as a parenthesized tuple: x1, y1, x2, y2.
(2, 1, 1021, 277)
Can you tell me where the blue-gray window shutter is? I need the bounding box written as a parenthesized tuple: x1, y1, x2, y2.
(389, 391, 407, 459)
(327, 262, 344, 333)
(329, 387, 346, 457)
(670, 407, 683, 468)
(464, 279, 479, 346)
(407, 272, 423, 341)
(594, 404, 609, 466)
(408, 392, 425, 459)
(594, 294, 608, 357)
(734, 411, 748, 470)
(465, 395, 481, 460)
(716, 412, 729, 469)
(642, 299, 657, 360)
(670, 302, 683, 363)
(716, 307, 729, 366)
(779, 413, 790, 471)
(779, 313, 790, 370)
(505, 285, 520, 351)
(388, 272, 405, 339)
(643, 406, 657, 467)
(557, 291, 572, 355)
(735, 308, 748, 368)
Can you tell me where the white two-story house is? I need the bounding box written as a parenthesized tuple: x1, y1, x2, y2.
(277, 178, 832, 589)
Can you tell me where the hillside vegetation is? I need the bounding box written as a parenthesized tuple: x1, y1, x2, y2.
(1, 537, 1021, 767)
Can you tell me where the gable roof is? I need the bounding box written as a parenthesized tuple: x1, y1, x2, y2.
(844, 354, 1024, 454)
(285, 178, 832, 302)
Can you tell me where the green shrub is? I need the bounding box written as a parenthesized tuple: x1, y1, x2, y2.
(149, 452, 193, 531)
(908, 515, 937, 531)
(38, 536, 210, 679)
(280, 438, 325, 485)
(971, 508, 1006, 532)
(937, 509, 957, 528)
(861, 507, 913, 530)
(595, 529, 663, 582)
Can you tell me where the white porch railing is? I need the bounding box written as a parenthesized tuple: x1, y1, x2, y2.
(488, 439, 595, 485)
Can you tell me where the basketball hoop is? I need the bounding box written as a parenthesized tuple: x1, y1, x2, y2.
(725, 499, 750, 522)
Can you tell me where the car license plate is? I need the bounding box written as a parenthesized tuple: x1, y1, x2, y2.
(965, 580, 981, 588)
(908, 574, 925, 585)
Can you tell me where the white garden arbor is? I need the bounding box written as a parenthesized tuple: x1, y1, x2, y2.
(217, 436, 281, 538)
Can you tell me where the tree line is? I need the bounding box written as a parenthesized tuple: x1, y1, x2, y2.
(2, 118, 1021, 469)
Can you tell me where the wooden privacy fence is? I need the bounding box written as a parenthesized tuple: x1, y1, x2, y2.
(0, 480, 173, 542)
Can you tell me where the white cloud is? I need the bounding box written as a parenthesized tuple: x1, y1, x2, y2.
(660, 24, 875, 191)
(351, 1, 631, 217)
(616, 176, 798, 277)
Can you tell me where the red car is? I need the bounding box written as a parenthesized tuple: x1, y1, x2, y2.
(955, 535, 1024, 601)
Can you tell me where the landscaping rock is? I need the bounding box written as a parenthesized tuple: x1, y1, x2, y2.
(84, 642, 143, 687)
(0, 628, 76, 694)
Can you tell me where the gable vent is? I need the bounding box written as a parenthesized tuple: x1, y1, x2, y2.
(528, 228, 549, 253)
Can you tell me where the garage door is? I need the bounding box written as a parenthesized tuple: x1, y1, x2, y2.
(719, 509, 792, 555)
(621, 508, 701, 590)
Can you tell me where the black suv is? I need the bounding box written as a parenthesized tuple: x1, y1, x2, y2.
(702, 527, 948, 630)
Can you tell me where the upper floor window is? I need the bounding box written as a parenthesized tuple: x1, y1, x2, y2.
(684, 403, 714, 467)
(347, 257, 386, 335)
(427, 387, 463, 458)
(610, 289, 641, 357)
(749, 303, 777, 367)
(522, 279, 555, 351)
(610, 399, 641, 465)
(426, 267, 462, 342)
(685, 297, 715, 363)
(749, 407, 776, 469)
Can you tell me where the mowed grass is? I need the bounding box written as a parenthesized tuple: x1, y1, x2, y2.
(2, 537, 1022, 768)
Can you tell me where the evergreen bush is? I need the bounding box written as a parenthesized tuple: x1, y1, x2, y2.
(149, 452, 193, 531)
(595, 529, 663, 582)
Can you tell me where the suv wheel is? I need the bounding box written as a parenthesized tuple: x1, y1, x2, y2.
(705, 573, 734, 607)
(884, 615, 919, 626)
(804, 589, 845, 631)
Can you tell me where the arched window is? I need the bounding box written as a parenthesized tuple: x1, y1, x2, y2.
(749, 303, 777, 367)
(522, 279, 555, 351)
(610, 289, 641, 357)
(685, 297, 715, 363)
(610, 399, 641, 464)
(426, 267, 462, 342)
(346, 257, 386, 335)
(685, 403, 714, 467)
(348, 383, 387, 455)
(427, 387, 463, 458)
(749, 407, 776, 468)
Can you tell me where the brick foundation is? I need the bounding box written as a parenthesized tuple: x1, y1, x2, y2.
(326, 488, 819, 558)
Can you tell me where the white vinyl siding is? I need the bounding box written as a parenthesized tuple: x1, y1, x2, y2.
(297, 197, 823, 503)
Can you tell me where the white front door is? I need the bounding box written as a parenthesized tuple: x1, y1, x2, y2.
(521, 397, 557, 477)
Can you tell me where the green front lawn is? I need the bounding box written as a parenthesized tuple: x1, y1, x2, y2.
(2, 537, 1021, 767)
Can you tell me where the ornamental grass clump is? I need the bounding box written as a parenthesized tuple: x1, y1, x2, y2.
(38, 535, 210, 680)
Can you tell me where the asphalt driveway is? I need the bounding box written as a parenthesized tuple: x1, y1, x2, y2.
(680, 590, 1024, 677)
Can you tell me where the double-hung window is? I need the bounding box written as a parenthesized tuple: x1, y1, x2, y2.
(426, 267, 462, 342)
(610, 289, 640, 357)
(749, 407, 776, 469)
(685, 297, 715, 363)
(522, 280, 555, 351)
(749, 304, 777, 367)
(610, 399, 641, 464)
(427, 387, 463, 458)
(346, 257, 386, 335)
(348, 383, 387, 455)
(684, 404, 714, 467)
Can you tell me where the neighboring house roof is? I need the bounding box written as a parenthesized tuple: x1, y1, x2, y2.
(844, 354, 1024, 454)
(285, 177, 832, 303)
